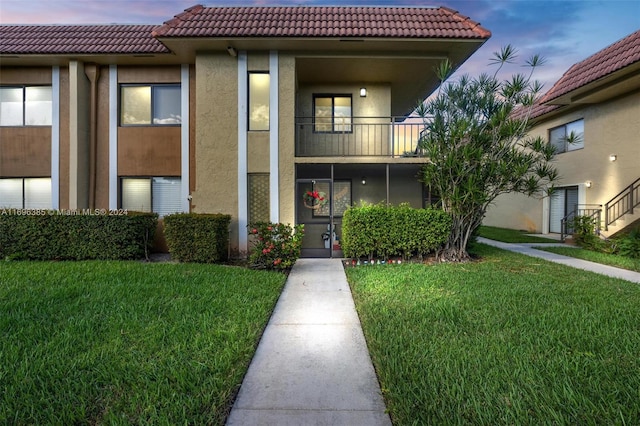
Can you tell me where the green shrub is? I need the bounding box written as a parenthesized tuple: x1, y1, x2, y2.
(0, 211, 157, 260)
(616, 228, 640, 259)
(248, 222, 304, 271)
(570, 215, 601, 250)
(341, 203, 451, 260)
(164, 213, 231, 263)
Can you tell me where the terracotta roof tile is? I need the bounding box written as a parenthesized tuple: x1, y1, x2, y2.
(541, 29, 640, 103)
(0, 25, 170, 55)
(151, 5, 491, 39)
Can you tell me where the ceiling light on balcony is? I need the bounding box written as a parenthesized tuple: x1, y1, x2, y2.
(361, 176, 367, 185)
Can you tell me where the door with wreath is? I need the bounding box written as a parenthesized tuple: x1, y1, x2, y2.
(296, 179, 350, 258)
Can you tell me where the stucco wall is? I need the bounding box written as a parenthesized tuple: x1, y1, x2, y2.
(278, 54, 297, 227)
(192, 53, 239, 245)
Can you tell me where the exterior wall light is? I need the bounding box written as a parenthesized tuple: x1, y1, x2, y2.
(609, 154, 617, 162)
(585, 181, 592, 188)
(360, 87, 367, 97)
(361, 176, 367, 185)
(227, 46, 237, 57)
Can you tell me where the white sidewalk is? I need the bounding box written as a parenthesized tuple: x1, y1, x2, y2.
(226, 258, 391, 426)
(478, 237, 640, 283)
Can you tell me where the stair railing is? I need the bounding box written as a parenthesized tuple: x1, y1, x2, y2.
(604, 177, 640, 230)
(560, 205, 602, 242)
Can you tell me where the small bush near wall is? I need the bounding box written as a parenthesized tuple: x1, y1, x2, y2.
(0, 211, 157, 261)
(341, 203, 451, 261)
(164, 213, 231, 263)
(248, 222, 304, 271)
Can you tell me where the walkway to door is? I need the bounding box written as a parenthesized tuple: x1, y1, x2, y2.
(226, 258, 391, 425)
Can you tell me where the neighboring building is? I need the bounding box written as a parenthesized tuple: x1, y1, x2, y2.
(0, 5, 490, 257)
(484, 30, 640, 238)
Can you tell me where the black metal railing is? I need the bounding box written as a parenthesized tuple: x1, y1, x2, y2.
(605, 177, 640, 230)
(560, 204, 602, 242)
(295, 116, 427, 157)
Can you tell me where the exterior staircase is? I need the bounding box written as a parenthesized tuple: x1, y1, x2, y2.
(601, 177, 640, 238)
(560, 177, 640, 241)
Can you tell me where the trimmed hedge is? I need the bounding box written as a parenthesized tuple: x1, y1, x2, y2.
(0, 211, 157, 260)
(341, 203, 451, 260)
(164, 213, 231, 263)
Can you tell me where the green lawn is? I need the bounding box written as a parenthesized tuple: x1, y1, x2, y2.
(0, 261, 285, 425)
(535, 246, 640, 272)
(477, 225, 559, 243)
(347, 244, 640, 425)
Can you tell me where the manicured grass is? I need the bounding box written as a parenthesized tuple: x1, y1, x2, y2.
(535, 246, 640, 272)
(0, 261, 286, 425)
(478, 225, 559, 243)
(347, 244, 640, 425)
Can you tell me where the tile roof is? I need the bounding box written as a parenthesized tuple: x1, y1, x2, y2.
(152, 5, 491, 39)
(0, 25, 170, 55)
(541, 29, 640, 104)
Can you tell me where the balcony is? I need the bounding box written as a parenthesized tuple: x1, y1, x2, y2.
(295, 116, 427, 158)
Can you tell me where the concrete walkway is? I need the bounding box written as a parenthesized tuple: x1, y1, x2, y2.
(478, 237, 640, 284)
(226, 258, 391, 426)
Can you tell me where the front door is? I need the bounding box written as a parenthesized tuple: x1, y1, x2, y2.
(296, 179, 339, 258)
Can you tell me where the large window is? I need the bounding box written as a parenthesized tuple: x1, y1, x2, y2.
(120, 84, 181, 126)
(550, 119, 584, 153)
(249, 73, 270, 131)
(121, 177, 182, 216)
(0, 178, 52, 208)
(313, 95, 352, 133)
(0, 86, 52, 126)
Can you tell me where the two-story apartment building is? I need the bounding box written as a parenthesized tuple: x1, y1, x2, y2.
(484, 30, 640, 238)
(0, 5, 491, 257)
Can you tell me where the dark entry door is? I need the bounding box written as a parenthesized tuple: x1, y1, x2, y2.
(296, 179, 336, 258)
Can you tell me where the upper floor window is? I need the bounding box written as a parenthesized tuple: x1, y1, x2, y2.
(550, 119, 584, 153)
(313, 95, 352, 133)
(0, 86, 52, 126)
(249, 73, 270, 131)
(0, 178, 51, 209)
(120, 84, 181, 126)
(121, 176, 182, 217)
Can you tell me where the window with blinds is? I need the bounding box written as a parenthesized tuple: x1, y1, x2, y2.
(0, 178, 52, 208)
(121, 177, 182, 216)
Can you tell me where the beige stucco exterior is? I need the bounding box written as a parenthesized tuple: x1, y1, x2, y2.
(192, 53, 240, 245)
(277, 53, 297, 228)
(484, 90, 640, 234)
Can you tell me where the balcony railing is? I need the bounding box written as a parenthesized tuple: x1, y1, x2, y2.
(295, 116, 427, 157)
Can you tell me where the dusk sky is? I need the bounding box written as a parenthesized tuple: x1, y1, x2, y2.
(1, 0, 638, 93)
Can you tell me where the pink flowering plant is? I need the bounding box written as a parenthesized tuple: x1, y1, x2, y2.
(248, 222, 304, 271)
